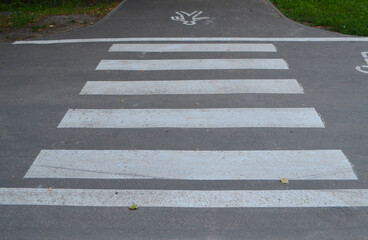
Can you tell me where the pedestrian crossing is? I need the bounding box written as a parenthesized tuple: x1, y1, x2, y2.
(2, 188, 367, 208)
(96, 59, 289, 71)
(24, 150, 356, 180)
(1, 42, 364, 208)
(80, 79, 304, 95)
(57, 108, 325, 128)
(108, 43, 278, 52)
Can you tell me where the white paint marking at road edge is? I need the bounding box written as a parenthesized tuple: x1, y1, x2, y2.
(24, 150, 357, 180)
(356, 51, 368, 74)
(95, 59, 289, 71)
(13, 37, 368, 44)
(57, 108, 325, 128)
(80, 79, 304, 95)
(1, 188, 367, 208)
(108, 43, 277, 52)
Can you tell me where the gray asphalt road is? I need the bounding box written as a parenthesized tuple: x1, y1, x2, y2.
(1, 0, 368, 239)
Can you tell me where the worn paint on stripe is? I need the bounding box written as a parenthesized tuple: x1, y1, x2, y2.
(95, 59, 289, 71)
(1, 188, 367, 207)
(13, 37, 368, 44)
(24, 150, 356, 180)
(80, 79, 304, 95)
(57, 108, 325, 128)
(108, 43, 277, 52)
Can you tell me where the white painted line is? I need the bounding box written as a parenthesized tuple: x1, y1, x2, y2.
(108, 43, 277, 52)
(356, 51, 368, 74)
(13, 37, 368, 44)
(80, 79, 304, 95)
(57, 108, 325, 128)
(171, 11, 210, 26)
(1, 188, 367, 208)
(24, 150, 357, 180)
(95, 59, 289, 71)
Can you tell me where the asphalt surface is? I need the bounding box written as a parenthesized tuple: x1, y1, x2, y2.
(1, 0, 368, 239)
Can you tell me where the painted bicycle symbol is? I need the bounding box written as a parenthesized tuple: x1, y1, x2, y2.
(171, 11, 210, 26)
(356, 52, 368, 74)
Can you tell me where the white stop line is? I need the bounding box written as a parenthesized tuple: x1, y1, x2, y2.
(13, 37, 368, 45)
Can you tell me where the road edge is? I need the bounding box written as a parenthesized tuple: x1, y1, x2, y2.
(94, 0, 128, 25)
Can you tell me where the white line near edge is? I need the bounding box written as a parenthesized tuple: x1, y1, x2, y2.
(108, 43, 277, 52)
(13, 37, 368, 44)
(1, 188, 367, 207)
(95, 59, 289, 71)
(80, 79, 304, 95)
(57, 108, 325, 128)
(24, 150, 357, 180)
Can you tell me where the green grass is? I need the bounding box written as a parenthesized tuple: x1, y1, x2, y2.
(269, 0, 368, 36)
(0, 0, 119, 30)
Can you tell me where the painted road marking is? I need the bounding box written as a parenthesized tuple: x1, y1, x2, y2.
(95, 59, 289, 71)
(1, 188, 367, 208)
(57, 108, 325, 128)
(356, 52, 368, 74)
(171, 11, 211, 26)
(25, 150, 356, 180)
(13, 37, 368, 44)
(109, 43, 277, 52)
(80, 79, 303, 95)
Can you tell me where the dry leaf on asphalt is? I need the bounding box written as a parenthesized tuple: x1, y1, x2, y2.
(280, 178, 289, 184)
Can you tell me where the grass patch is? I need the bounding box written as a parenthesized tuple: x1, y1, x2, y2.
(269, 0, 368, 36)
(0, 0, 120, 30)
(31, 24, 46, 32)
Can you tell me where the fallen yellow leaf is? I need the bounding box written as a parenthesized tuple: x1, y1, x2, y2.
(281, 178, 289, 184)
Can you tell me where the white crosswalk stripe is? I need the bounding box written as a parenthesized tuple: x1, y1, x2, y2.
(108, 43, 278, 52)
(1, 188, 368, 208)
(25, 150, 357, 180)
(6, 41, 362, 209)
(57, 108, 325, 128)
(80, 79, 304, 95)
(95, 59, 289, 71)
